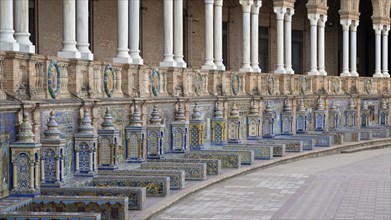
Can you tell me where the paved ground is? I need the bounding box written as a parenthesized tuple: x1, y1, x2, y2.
(153, 148, 391, 220)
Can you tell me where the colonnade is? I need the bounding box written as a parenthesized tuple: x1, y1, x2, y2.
(0, 0, 390, 78)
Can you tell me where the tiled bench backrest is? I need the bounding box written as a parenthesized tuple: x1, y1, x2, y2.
(140, 162, 207, 181)
(0, 211, 101, 220)
(89, 176, 170, 197)
(184, 152, 241, 168)
(224, 146, 274, 159)
(99, 169, 185, 190)
(41, 187, 145, 210)
(147, 158, 221, 175)
(189, 150, 253, 165)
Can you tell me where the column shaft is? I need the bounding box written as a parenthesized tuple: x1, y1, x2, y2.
(250, 1, 261, 73)
(318, 15, 327, 75)
(13, 163, 18, 188)
(373, 24, 383, 77)
(29, 163, 34, 189)
(214, 0, 225, 70)
(76, 0, 93, 60)
(0, 0, 19, 51)
(240, 10, 252, 72)
(274, 7, 286, 74)
(55, 159, 60, 182)
(129, 0, 143, 65)
(41, 159, 45, 182)
(202, 0, 216, 70)
(340, 19, 351, 76)
(113, 0, 131, 63)
(14, 0, 35, 53)
(89, 151, 93, 172)
(174, 0, 186, 68)
(34, 163, 39, 188)
(284, 9, 294, 74)
(75, 151, 80, 171)
(160, 0, 176, 67)
(58, 0, 81, 58)
(308, 14, 319, 75)
(350, 20, 359, 76)
(382, 26, 390, 77)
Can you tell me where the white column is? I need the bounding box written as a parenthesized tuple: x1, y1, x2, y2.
(240, 0, 254, 72)
(58, 0, 81, 59)
(40, 159, 45, 182)
(76, 0, 93, 60)
(273, 7, 286, 74)
(214, 0, 225, 70)
(382, 25, 390, 78)
(251, 0, 262, 73)
(202, 0, 216, 70)
(350, 20, 359, 77)
(129, 0, 143, 65)
(55, 158, 60, 182)
(160, 0, 176, 67)
(14, 0, 35, 53)
(29, 163, 34, 189)
(340, 19, 351, 76)
(75, 151, 80, 172)
(318, 15, 327, 76)
(308, 13, 319, 75)
(89, 151, 93, 172)
(0, 0, 19, 51)
(113, 0, 131, 63)
(284, 8, 294, 74)
(174, 0, 186, 68)
(373, 24, 383, 77)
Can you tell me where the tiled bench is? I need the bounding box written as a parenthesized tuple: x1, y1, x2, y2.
(0, 211, 101, 220)
(293, 134, 333, 147)
(189, 150, 253, 165)
(223, 145, 274, 159)
(184, 151, 241, 168)
(41, 187, 145, 210)
(99, 169, 185, 190)
(267, 138, 307, 151)
(368, 128, 389, 138)
(148, 158, 221, 175)
(89, 176, 170, 197)
(140, 162, 207, 181)
(27, 196, 128, 220)
(241, 142, 286, 157)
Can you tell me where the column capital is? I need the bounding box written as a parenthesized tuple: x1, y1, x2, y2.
(205, 0, 214, 4)
(382, 25, 390, 35)
(285, 7, 294, 19)
(240, 0, 254, 13)
(215, 0, 223, 6)
(308, 13, 320, 25)
(350, 20, 359, 32)
(340, 19, 352, 31)
(274, 7, 287, 20)
(373, 23, 383, 35)
(251, 0, 262, 14)
(318, 15, 327, 27)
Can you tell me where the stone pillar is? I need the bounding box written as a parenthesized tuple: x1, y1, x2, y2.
(202, 0, 216, 70)
(240, 0, 254, 72)
(284, 8, 294, 74)
(308, 13, 319, 75)
(318, 15, 327, 75)
(76, 0, 93, 60)
(251, 0, 262, 72)
(160, 0, 176, 67)
(58, 0, 81, 59)
(29, 163, 34, 189)
(114, 0, 132, 63)
(40, 159, 45, 182)
(12, 163, 18, 188)
(340, 19, 351, 76)
(34, 162, 39, 188)
(14, 0, 35, 53)
(55, 158, 60, 182)
(382, 25, 390, 78)
(274, 7, 286, 74)
(75, 151, 80, 172)
(129, 0, 143, 65)
(373, 24, 383, 77)
(174, 0, 186, 68)
(214, 0, 225, 70)
(350, 20, 359, 77)
(89, 151, 93, 172)
(0, 0, 19, 51)
(60, 157, 64, 180)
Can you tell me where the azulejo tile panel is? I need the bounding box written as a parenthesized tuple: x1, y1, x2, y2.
(140, 162, 207, 181)
(0, 211, 101, 220)
(224, 146, 274, 160)
(184, 152, 241, 169)
(0, 112, 16, 198)
(147, 158, 221, 176)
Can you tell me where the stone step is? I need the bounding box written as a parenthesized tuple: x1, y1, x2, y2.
(0, 211, 101, 220)
(99, 169, 185, 190)
(147, 158, 221, 175)
(140, 162, 207, 181)
(184, 151, 241, 168)
(341, 143, 391, 153)
(41, 186, 145, 210)
(89, 176, 170, 197)
(224, 145, 274, 159)
(268, 138, 307, 151)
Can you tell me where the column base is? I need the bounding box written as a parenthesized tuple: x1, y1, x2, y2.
(318, 69, 327, 76)
(274, 66, 286, 74)
(215, 60, 226, 71)
(251, 66, 262, 73)
(175, 60, 187, 68)
(308, 69, 319, 76)
(202, 62, 217, 70)
(383, 72, 390, 78)
(240, 66, 253, 73)
(285, 67, 294, 74)
(113, 56, 132, 64)
(160, 60, 177, 68)
(350, 70, 359, 77)
(58, 51, 81, 59)
(373, 72, 383, 78)
(19, 44, 35, 53)
(0, 42, 19, 52)
(80, 52, 94, 61)
(131, 57, 144, 65)
(340, 70, 351, 76)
